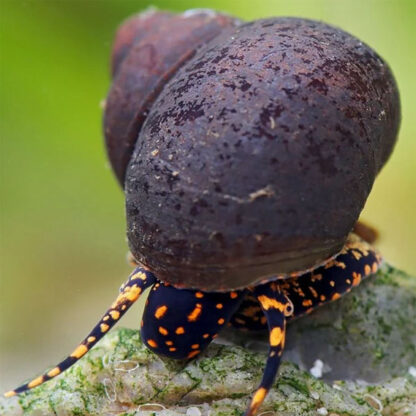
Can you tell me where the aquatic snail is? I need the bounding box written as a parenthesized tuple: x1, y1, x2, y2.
(5, 9, 400, 416)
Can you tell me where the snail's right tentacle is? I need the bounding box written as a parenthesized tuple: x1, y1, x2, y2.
(4, 267, 156, 398)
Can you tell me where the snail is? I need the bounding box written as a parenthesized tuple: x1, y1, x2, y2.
(5, 9, 400, 416)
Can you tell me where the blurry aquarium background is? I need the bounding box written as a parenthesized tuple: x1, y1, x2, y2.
(1, 0, 415, 392)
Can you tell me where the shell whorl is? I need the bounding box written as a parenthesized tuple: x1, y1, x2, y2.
(104, 10, 239, 186)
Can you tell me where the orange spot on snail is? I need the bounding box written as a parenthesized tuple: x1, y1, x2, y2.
(187, 350, 201, 359)
(187, 303, 202, 322)
(155, 305, 168, 319)
(147, 339, 158, 348)
(158, 326, 168, 336)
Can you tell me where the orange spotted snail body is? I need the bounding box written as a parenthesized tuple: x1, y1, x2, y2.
(6, 9, 400, 416)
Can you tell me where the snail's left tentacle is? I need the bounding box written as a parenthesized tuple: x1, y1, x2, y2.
(244, 282, 289, 416)
(281, 236, 382, 319)
(4, 267, 156, 398)
(140, 282, 247, 359)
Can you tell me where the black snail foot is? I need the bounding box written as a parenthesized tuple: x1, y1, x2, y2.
(2, 263, 415, 416)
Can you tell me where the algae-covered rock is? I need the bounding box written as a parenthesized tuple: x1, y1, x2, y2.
(1, 263, 415, 416)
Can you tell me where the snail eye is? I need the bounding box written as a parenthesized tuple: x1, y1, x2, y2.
(284, 298, 294, 317)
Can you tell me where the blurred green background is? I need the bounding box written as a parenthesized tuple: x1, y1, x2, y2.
(1, 0, 415, 392)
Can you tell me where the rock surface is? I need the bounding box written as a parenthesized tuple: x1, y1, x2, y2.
(1, 263, 415, 416)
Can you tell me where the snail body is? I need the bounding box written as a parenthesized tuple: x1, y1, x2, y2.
(6, 10, 400, 416)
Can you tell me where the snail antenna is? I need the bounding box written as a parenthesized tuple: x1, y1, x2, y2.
(4, 267, 156, 397)
(244, 282, 289, 416)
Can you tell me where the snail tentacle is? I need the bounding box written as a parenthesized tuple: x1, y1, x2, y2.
(244, 282, 289, 416)
(4, 267, 156, 398)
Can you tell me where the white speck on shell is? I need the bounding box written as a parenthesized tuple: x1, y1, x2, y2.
(408, 366, 416, 378)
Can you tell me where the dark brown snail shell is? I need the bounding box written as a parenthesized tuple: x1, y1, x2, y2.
(104, 12, 400, 291)
(105, 10, 240, 186)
